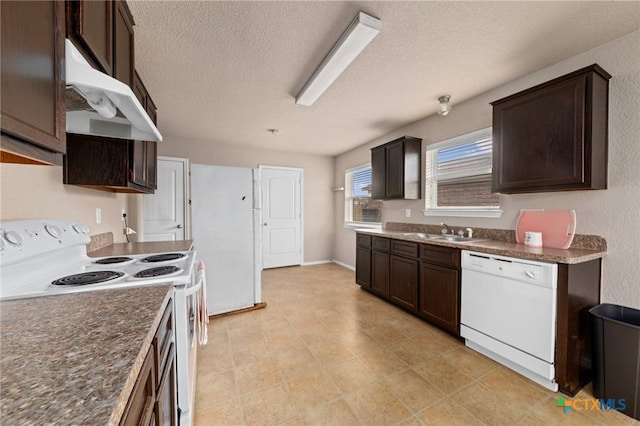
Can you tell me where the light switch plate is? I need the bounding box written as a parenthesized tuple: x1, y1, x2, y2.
(96, 208, 102, 224)
(405, 208, 411, 218)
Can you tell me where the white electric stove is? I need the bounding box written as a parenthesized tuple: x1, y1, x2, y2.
(0, 219, 203, 426)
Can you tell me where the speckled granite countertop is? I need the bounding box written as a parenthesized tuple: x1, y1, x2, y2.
(357, 227, 606, 264)
(0, 286, 172, 425)
(88, 240, 193, 257)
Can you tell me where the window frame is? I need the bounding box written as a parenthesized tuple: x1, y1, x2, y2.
(344, 163, 382, 229)
(423, 127, 503, 218)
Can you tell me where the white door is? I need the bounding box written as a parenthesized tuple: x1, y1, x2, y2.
(143, 157, 187, 241)
(260, 166, 303, 268)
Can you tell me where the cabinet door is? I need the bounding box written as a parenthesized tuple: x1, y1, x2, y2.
(146, 142, 158, 190)
(120, 351, 156, 426)
(113, 0, 135, 87)
(356, 246, 372, 289)
(385, 142, 405, 199)
(1, 1, 66, 157)
(371, 146, 386, 200)
(371, 251, 390, 298)
(419, 262, 460, 335)
(131, 140, 148, 187)
(66, 0, 113, 74)
(155, 345, 177, 426)
(389, 255, 418, 313)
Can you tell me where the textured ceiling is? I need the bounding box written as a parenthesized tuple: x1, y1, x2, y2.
(128, 1, 640, 156)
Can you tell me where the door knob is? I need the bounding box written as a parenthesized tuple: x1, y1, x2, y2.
(177, 224, 183, 229)
(263, 223, 267, 226)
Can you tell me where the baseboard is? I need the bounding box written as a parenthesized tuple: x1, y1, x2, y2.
(302, 260, 332, 266)
(331, 259, 355, 271)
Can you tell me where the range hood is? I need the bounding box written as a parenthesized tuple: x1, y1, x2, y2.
(65, 39, 162, 142)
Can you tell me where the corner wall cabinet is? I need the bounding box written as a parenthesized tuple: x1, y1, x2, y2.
(1, 0, 66, 165)
(371, 136, 422, 200)
(491, 64, 611, 194)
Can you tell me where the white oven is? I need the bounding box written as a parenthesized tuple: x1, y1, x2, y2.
(173, 261, 206, 426)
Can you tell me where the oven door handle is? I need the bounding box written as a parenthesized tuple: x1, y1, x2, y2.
(185, 276, 203, 297)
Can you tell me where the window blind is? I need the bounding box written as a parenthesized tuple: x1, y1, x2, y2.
(426, 128, 499, 209)
(345, 165, 381, 224)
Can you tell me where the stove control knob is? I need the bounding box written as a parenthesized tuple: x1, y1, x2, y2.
(72, 224, 89, 234)
(4, 231, 23, 247)
(45, 225, 62, 239)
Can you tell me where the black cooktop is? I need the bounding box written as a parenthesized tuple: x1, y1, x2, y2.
(52, 271, 125, 286)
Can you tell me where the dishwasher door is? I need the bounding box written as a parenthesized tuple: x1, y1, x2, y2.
(461, 250, 558, 373)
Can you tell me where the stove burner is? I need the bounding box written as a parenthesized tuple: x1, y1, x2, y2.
(52, 271, 125, 286)
(141, 253, 186, 263)
(134, 266, 182, 278)
(94, 256, 134, 265)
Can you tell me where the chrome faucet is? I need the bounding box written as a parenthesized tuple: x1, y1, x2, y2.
(440, 222, 454, 235)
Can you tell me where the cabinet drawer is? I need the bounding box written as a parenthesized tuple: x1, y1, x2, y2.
(391, 240, 419, 258)
(372, 237, 391, 252)
(153, 300, 173, 388)
(356, 234, 372, 248)
(420, 244, 460, 269)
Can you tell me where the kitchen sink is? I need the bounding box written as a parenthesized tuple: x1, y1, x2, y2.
(401, 232, 486, 243)
(401, 232, 443, 239)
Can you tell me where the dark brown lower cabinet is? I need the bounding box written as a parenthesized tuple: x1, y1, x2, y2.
(355, 246, 372, 289)
(389, 255, 418, 313)
(121, 298, 176, 425)
(120, 350, 156, 426)
(371, 251, 390, 298)
(419, 262, 460, 334)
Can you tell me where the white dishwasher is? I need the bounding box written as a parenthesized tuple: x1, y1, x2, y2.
(460, 250, 558, 391)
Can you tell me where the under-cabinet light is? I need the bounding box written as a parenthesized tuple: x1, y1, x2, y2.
(295, 12, 382, 106)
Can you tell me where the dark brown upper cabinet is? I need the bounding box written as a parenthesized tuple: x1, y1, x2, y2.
(64, 134, 154, 194)
(113, 0, 135, 88)
(371, 136, 422, 200)
(64, 70, 158, 193)
(491, 64, 611, 194)
(66, 0, 114, 75)
(66, 0, 134, 87)
(1, 1, 66, 165)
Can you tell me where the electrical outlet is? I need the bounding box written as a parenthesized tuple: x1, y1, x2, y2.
(121, 208, 126, 221)
(96, 208, 102, 224)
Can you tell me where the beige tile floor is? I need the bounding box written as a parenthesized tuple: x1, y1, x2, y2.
(195, 264, 638, 425)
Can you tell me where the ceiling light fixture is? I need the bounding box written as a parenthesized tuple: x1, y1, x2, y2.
(437, 95, 452, 116)
(295, 12, 382, 107)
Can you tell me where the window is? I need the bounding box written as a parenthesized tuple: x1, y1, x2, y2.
(345, 164, 382, 228)
(424, 127, 502, 218)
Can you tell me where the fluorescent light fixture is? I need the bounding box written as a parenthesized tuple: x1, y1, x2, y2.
(295, 12, 382, 106)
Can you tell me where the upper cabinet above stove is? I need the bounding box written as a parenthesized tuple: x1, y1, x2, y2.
(0, 1, 66, 165)
(491, 64, 611, 194)
(64, 70, 158, 194)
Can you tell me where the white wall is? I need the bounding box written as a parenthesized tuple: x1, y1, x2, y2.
(0, 164, 128, 240)
(334, 31, 640, 309)
(147, 136, 335, 264)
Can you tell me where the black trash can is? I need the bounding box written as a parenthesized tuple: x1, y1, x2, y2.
(590, 303, 640, 420)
